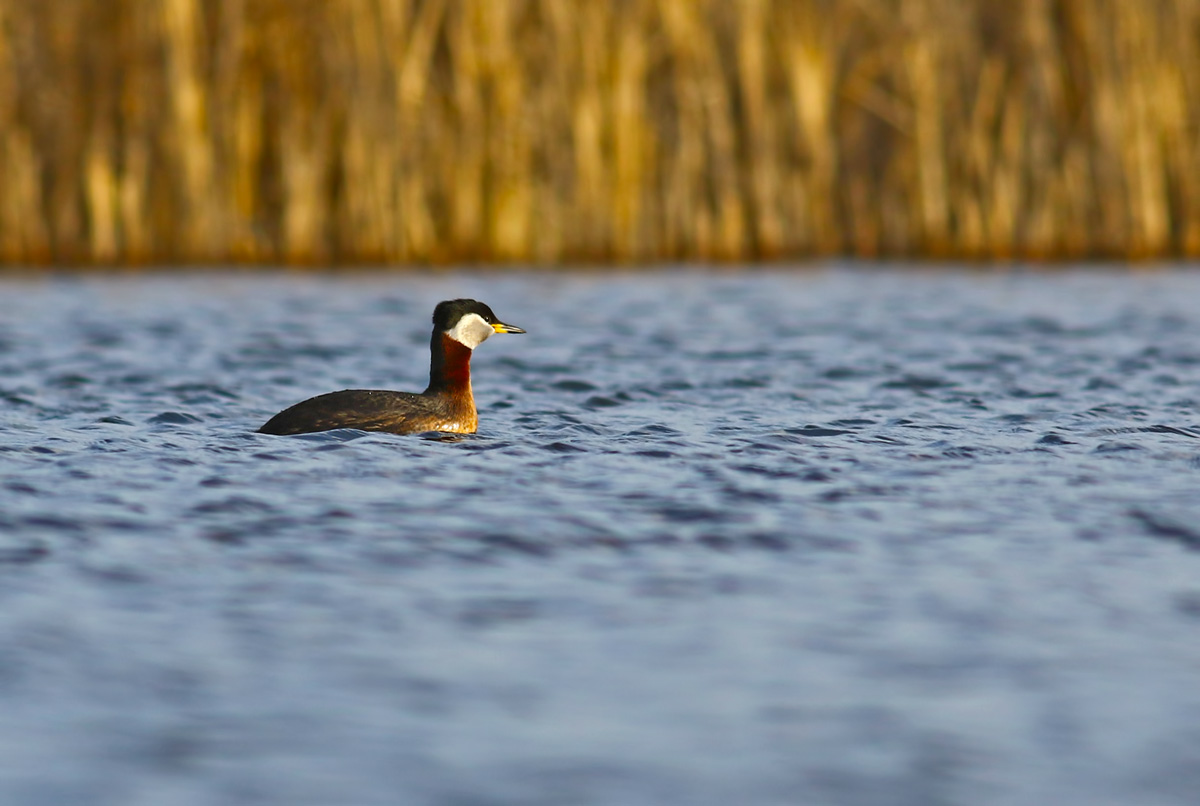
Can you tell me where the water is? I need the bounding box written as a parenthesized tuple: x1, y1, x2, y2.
(2, 266, 1200, 806)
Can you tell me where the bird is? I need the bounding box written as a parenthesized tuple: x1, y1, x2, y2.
(258, 298, 525, 436)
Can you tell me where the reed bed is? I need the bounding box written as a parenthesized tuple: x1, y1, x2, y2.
(1, 0, 1199, 265)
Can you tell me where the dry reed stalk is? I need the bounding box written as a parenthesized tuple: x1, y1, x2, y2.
(0, 3, 47, 261)
(1, 0, 1200, 264)
(161, 0, 218, 257)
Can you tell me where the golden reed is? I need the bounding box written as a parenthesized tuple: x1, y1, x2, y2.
(0, 0, 1198, 265)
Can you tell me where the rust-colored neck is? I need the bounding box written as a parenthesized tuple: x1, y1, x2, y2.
(426, 332, 474, 399)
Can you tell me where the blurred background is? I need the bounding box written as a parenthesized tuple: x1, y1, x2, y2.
(2, 0, 1198, 266)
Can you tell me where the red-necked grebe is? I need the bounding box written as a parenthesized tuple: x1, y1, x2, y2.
(258, 299, 524, 436)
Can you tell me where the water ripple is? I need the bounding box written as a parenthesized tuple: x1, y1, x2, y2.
(0, 269, 1199, 805)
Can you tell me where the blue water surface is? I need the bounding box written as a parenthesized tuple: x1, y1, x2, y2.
(2, 266, 1200, 806)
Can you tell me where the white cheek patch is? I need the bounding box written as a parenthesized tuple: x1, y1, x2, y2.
(447, 313, 494, 349)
